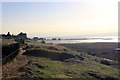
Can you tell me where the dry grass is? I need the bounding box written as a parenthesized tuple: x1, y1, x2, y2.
(2, 39, 17, 46)
(2, 41, 119, 79)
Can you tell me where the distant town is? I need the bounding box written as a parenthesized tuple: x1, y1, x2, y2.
(0, 32, 89, 41)
(0, 32, 27, 39)
(0, 32, 62, 40)
(0, 32, 113, 42)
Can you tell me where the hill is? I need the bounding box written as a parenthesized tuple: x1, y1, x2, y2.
(2, 40, 119, 80)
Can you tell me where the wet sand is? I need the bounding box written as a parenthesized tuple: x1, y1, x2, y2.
(60, 42, 118, 61)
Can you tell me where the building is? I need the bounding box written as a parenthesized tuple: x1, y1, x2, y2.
(0, 32, 14, 39)
(52, 38, 57, 40)
(0, 32, 27, 40)
(17, 32, 27, 40)
(1, 32, 27, 44)
(16, 32, 27, 44)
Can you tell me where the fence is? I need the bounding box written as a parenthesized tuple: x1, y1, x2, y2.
(2, 49, 19, 64)
(2, 43, 20, 65)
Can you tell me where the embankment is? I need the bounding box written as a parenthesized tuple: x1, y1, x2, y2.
(2, 43, 20, 64)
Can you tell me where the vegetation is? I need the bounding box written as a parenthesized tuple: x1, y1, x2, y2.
(2, 39, 17, 46)
(2, 40, 119, 80)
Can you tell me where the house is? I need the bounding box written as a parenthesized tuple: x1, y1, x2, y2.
(0, 34, 6, 39)
(0, 32, 17, 39)
(0, 35, 2, 38)
(1, 32, 27, 44)
(52, 38, 57, 40)
(17, 32, 27, 44)
(1, 32, 27, 39)
(17, 32, 27, 39)
(1, 32, 12, 39)
(6, 32, 11, 39)
(33, 37, 39, 41)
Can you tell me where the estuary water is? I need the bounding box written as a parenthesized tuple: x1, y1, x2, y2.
(38, 37, 118, 44)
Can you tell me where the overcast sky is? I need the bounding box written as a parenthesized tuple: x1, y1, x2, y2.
(1, 0, 119, 38)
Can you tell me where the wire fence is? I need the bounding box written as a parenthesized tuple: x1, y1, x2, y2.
(2, 48, 19, 64)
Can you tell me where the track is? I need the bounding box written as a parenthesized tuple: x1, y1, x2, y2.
(2, 48, 30, 78)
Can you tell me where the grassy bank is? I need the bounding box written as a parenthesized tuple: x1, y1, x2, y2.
(2, 39, 17, 46)
(2, 40, 119, 80)
(2, 39, 20, 65)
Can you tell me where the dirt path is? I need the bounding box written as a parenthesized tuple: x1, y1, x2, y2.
(2, 48, 31, 78)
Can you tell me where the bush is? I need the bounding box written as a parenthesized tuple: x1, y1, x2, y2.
(100, 59, 111, 65)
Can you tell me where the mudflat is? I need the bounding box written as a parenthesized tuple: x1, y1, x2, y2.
(60, 42, 118, 61)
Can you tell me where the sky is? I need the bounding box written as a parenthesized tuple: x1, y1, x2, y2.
(1, 0, 120, 38)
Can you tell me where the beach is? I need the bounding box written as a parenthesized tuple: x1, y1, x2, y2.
(60, 42, 118, 61)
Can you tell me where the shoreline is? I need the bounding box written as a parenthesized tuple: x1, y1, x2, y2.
(59, 42, 118, 61)
(42, 40, 118, 44)
(57, 42, 118, 44)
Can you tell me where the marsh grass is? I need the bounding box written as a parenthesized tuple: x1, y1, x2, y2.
(2, 40, 119, 79)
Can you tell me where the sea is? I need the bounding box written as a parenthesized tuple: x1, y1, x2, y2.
(38, 36, 118, 44)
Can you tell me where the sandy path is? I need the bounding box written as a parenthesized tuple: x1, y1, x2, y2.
(2, 48, 31, 78)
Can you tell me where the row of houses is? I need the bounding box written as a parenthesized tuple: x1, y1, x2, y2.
(0, 32, 27, 39)
(0, 32, 27, 44)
